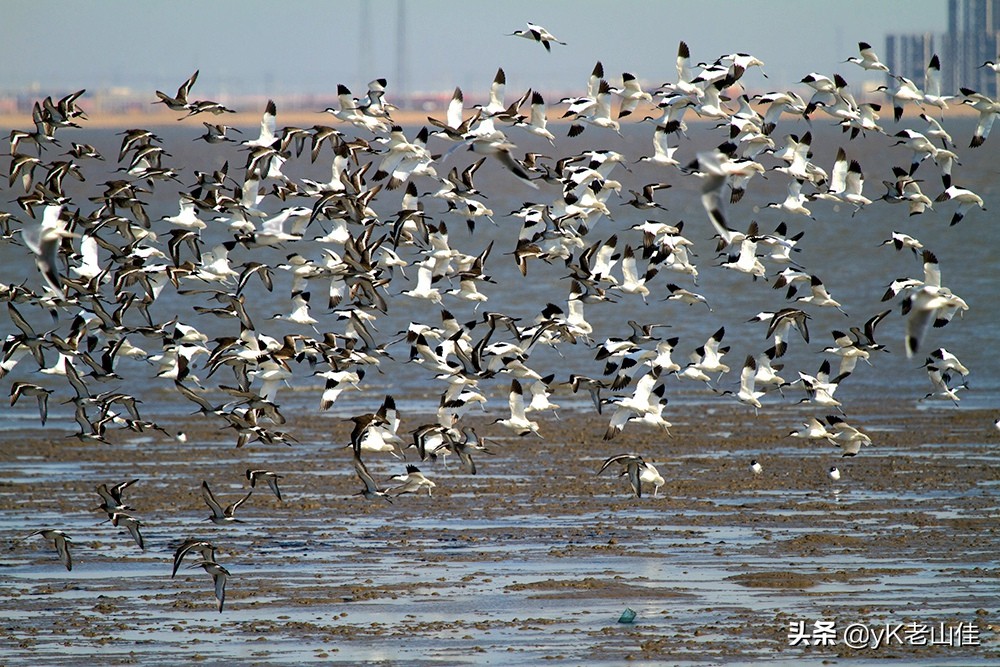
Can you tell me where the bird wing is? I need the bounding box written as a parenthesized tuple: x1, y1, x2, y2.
(201, 481, 225, 517)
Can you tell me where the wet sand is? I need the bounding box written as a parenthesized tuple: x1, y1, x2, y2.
(1, 396, 997, 664)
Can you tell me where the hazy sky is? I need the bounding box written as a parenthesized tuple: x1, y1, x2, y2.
(3, 1, 946, 98)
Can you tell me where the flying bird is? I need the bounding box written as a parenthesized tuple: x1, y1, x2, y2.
(508, 22, 566, 51)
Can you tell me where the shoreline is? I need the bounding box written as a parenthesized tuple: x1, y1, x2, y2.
(0, 102, 981, 132)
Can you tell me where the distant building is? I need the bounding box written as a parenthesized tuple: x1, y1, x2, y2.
(885, 0, 1000, 96)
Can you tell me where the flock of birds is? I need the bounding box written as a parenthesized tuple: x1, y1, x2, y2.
(5, 26, 990, 612)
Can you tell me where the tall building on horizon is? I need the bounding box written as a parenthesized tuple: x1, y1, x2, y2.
(885, 0, 1000, 96)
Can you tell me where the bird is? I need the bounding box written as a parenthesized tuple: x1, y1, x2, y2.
(567, 79, 622, 137)
(789, 417, 837, 444)
(493, 379, 541, 437)
(902, 251, 969, 358)
(94, 478, 139, 515)
(107, 512, 145, 551)
(796, 275, 848, 316)
(960, 86, 1000, 147)
(749, 459, 763, 476)
(187, 559, 230, 612)
(515, 91, 556, 145)
(154, 70, 199, 111)
(826, 415, 872, 456)
(9, 381, 53, 425)
(934, 185, 985, 226)
(508, 22, 566, 51)
(844, 41, 890, 71)
(565, 374, 607, 414)
(172, 539, 217, 578)
(201, 481, 253, 524)
(22, 203, 77, 297)
(875, 75, 924, 122)
(243, 99, 278, 148)
(352, 453, 393, 503)
(828, 466, 841, 481)
(27, 529, 73, 570)
(388, 465, 437, 496)
(723, 354, 766, 412)
(246, 469, 283, 501)
(617, 72, 653, 118)
(597, 454, 665, 497)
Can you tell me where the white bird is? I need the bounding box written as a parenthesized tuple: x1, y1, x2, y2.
(428, 86, 480, 142)
(243, 99, 278, 148)
(493, 379, 541, 437)
(755, 89, 807, 135)
(841, 159, 872, 213)
(161, 197, 206, 229)
(23, 203, 76, 297)
(925, 347, 970, 376)
(638, 122, 680, 167)
(720, 235, 766, 280)
(668, 40, 704, 99)
(401, 259, 443, 303)
(789, 417, 836, 444)
(694, 149, 738, 245)
(567, 80, 622, 137)
(903, 252, 968, 358)
(389, 465, 437, 497)
(960, 86, 1000, 147)
(879, 231, 924, 256)
(826, 416, 872, 456)
(876, 75, 924, 122)
(731, 354, 765, 412)
(611, 244, 656, 302)
(766, 178, 813, 218)
(922, 366, 967, 404)
(934, 185, 985, 226)
(515, 91, 555, 145)
(844, 41, 890, 71)
(824, 330, 871, 376)
(923, 54, 952, 111)
(617, 72, 652, 118)
(796, 275, 848, 316)
(797, 360, 848, 411)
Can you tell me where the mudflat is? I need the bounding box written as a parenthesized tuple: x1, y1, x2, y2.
(1, 397, 996, 664)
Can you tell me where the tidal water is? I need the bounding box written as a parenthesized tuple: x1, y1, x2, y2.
(0, 114, 997, 664)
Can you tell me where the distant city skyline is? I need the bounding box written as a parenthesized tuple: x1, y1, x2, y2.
(3, 0, 948, 102)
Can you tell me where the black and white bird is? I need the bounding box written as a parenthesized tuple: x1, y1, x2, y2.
(172, 539, 217, 578)
(597, 454, 665, 498)
(352, 453, 393, 503)
(187, 559, 230, 612)
(246, 469, 284, 501)
(27, 529, 73, 570)
(201, 480, 253, 524)
(388, 465, 437, 496)
(508, 22, 566, 52)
